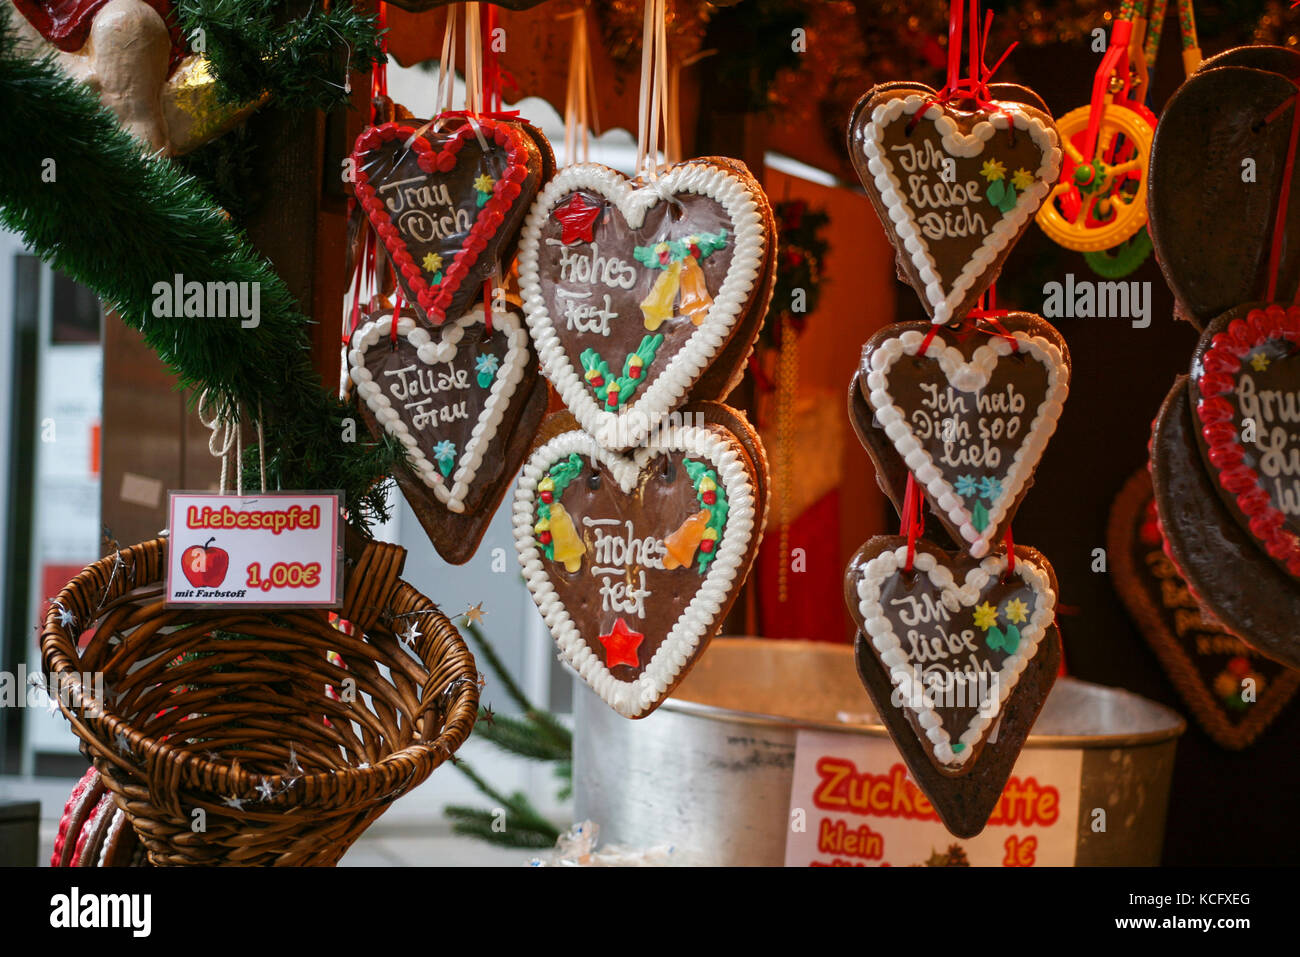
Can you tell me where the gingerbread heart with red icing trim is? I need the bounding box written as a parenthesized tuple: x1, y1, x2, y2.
(1189, 303, 1300, 580)
(350, 117, 547, 325)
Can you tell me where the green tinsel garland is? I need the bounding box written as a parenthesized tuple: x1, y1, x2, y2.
(0, 6, 400, 534)
(174, 0, 383, 114)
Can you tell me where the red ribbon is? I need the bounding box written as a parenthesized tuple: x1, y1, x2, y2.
(901, 473, 927, 572)
(1004, 524, 1015, 576)
(1264, 85, 1300, 303)
(909, 0, 1019, 132)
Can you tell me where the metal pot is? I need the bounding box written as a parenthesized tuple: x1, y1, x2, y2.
(574, 638, 1185, 866)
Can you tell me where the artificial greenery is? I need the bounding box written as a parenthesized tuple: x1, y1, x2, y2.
(0, 6, 401, 533)
(173, 0, 383, 114)
(761, 198, 831, 348)
(443, 622, 573, 849)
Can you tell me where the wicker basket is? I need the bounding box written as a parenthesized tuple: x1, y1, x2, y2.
(41, 537, 478, 866)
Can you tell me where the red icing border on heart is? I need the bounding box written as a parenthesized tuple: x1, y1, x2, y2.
(1194, 303, 1300, 576)
(350, 120, 528, 324)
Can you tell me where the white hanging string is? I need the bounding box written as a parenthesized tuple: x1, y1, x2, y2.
(197, 390, 267, 496)
(437, 5, 459, 119)
(464, 3, 483, 116)
(562, 7, 599, 165)
(635, 0, 672, 180)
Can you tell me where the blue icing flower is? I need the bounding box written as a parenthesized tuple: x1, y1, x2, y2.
(978, 476, 1003, 501)
(954, 474, 979, 498)
(475, 352, 500, 388)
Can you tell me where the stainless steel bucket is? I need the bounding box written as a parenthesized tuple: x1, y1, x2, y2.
(574, 638, 1186, 866)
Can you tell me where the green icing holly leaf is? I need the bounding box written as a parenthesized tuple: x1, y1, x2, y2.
(985, 625, 1006, 652)
(1001, 624, 1021, 655)
(683, 457, 729, 573)
(985, 178, 1006, 207)
(632, 228, 729, 269)
(995, 184, 1019, 214)
(971, 501, 990, 533)
(549, 453, 584, 498)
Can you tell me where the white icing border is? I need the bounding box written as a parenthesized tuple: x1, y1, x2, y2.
(863, 94, 1062, 324)
(517, 162, 766, 450)
(856, 545, 1055, 767)
(348, 305, 530, 513)
(866, 328, 1068, 557)
(513, 425, 757, 718)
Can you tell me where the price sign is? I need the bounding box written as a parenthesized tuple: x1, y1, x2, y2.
(164, 492, 343, 608)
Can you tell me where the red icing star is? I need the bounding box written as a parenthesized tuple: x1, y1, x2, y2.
(553, 193, 602, 245)
(598, 617, 644, 669)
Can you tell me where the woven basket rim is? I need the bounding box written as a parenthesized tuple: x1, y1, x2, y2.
(41, 537, 479, 806)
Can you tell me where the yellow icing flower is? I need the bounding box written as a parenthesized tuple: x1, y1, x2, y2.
(1250, 352, 1271, 372)
(474, 173, 495, 193)
(1003, 598, 1030, 625)
(973, 602, 999, 630)
(980, 159, 1006, 182)
(1011, 168, 1035, 191)
(422, 252, 443, 273)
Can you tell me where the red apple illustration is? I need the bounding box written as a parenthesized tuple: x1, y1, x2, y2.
(181, 537, 229, 588)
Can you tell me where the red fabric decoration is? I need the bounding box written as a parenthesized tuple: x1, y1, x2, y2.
(756, 490, 848, 642)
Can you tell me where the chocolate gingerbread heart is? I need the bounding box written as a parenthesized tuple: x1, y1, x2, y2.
(856, 314, 1070, 557)
(514, 409, 768, 718)
(845, 537, 1058, 777)
(349, 303, 547, 564)
(1150, 375, 1300, 671)
(849, 84, 1061, 324)
(1148, 63, 1300, 328)
(1189, 303, 1300, 580)
(517, 160, 771, 449)
(350, 117, 546, 325)
(1108, 468, 1298, 749)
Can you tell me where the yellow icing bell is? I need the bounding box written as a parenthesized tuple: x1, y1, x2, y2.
(640, 260, 682, 331)
(549, 503, 585, 573)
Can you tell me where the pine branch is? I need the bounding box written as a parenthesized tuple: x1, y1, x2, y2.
(448, 759, 558, 835)
(0, 7, 401, 535)
(463, 622, 535, 713)
(525, 707, 574, 752)
(443, 808, 559, 848)
(473, 713, 570, 762)
(174, 0, 383, 113)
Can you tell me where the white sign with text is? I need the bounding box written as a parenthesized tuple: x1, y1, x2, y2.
(784, 729, 1082, 867)
(165, 492, 342, 608)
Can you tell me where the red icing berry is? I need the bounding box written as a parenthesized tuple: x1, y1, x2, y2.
(1227, 656, 1250, 676)
(689, 243, 701, 259)
(702, 490, 717, 505)
(658, 249, 670, 266)
(540, 491, 554, 504)
(539, 531, 552, 545)
(606, 392, 619, 408)
(628, 366, 642, 379)
(590, 375, 605, 388)
(699, 539, 715, 553)
(436, 152, 456, 173)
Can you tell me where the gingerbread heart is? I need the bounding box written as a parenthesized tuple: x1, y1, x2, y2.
(517, 160, 770, 449)
(849, 85, 1061, 324)
(1150, 375, 1300, 671)
(852, 621, 1061, 839)
(1189, 303, 1300, 579)
(1108, 468, 1298, 749)
(856, 314, 1070, 557)
(845, 536, 1058, 776)
(350, 117, 546, 325)
(514, 409, 768, 718)
(1148, 63, 1300, 328)
(349, 303, 547, 564)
